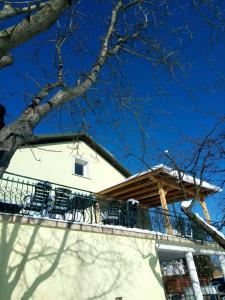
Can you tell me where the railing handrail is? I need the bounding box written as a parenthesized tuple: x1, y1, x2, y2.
(3, 171, 93, 194)
(150, 207, 192, 220)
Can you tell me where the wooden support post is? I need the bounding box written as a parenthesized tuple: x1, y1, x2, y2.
(198, 195, 211, 223)
(94, 201, 101, 224)
(158, 184, 173, 235)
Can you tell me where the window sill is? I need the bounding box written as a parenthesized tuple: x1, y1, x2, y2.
(72, 174, 91, 180)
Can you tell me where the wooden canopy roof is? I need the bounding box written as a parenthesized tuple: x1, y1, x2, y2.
(97, 165, 220, 207)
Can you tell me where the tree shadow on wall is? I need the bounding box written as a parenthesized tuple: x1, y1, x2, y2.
(0, 218, 132, 300)
(0, 219, 70, 300)
(131, 238, 164, 288)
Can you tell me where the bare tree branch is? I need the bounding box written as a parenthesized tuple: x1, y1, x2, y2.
(0, 0, 46, 21)
(0, 0, 72, 68)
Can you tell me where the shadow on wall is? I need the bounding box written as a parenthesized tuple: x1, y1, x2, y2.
(131, 239, 164, 289)
(0, 220, 139, 300)
(0, 219, 69, 300)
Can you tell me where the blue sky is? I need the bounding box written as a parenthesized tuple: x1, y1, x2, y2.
(0, 1, 224, 222)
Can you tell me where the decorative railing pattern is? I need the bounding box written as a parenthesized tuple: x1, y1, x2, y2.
(0, 172, 212, 242)
(149, 208, 212, 242)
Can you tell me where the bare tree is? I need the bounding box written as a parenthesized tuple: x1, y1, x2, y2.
(181, 125, 225, 249)
(163, 118, 225, 248)
(0, 0, 224, 175)
(0, 1, 224, 245)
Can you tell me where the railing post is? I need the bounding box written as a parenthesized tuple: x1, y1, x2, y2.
(198, 195, 211, 223)
(158, 183, 173, 235)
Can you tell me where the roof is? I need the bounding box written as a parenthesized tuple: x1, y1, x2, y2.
(98, 164, 221, 207)
(125, 164, 220, 191)
(24, 133, 131, 178)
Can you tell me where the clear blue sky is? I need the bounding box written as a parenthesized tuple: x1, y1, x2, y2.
(0, 1, 224, 222)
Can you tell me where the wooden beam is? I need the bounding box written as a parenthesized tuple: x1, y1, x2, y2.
(104, 178, 150, 197)
(158, 183, 173, 235)
(139, 191, 181, 207)
(115, 182, 157, 199)
(145, 195, 189, 207)
(166, 189, 192, 201)
(198, 195, 211, 223)
(94, 202, 101, 224)
(140, 182, 204, 206)
(135, 191, 160, 201)
(118, 184, 177, 202)
(141, 190, 186, 204)
(98, 172, 152, 195)
(142, 197, 181, 208)
(150, 174, 209, 200)
(118, 185, 159, 200)
(98, 168, 163, 195)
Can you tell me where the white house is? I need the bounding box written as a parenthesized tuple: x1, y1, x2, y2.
(6, 133, 130, 192)
(0, 133, 224, 300)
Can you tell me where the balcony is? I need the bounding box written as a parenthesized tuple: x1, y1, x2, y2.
(0, 172, 213, 242)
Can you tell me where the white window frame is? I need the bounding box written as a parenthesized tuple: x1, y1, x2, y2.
(74, 158, 89, 177)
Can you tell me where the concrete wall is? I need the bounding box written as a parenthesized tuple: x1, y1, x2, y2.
(0, 219, 166, 300)
(6, 141, 126, 192)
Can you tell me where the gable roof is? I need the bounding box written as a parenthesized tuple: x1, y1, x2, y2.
(24, 133, 131, 178)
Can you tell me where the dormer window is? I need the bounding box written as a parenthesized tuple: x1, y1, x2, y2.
(75, 158, 88, 177)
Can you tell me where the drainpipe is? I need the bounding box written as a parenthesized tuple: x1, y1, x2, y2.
(218, 255, 225, 280)
(185, 252, 203, 300)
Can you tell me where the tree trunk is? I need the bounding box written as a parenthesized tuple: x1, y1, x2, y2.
(0, 117, 34, 178)
(181, 207, 225, 250)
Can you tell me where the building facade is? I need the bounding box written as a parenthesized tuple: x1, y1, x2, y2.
(0, 133, 224, 300)
(6, 134, 130, 192)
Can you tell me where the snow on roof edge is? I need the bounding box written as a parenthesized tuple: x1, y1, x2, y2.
(109, 164, 222, 193)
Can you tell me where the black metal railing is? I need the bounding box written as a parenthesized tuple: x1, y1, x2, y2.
(149, 208, 213, 242)
(0, 172, 95, 222)
(0, 172, 213, 242)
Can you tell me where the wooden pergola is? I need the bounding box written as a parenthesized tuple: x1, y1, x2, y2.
(97, 165, 220, 234)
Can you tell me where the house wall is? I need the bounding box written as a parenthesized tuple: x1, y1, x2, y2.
(6, 141, 126, 192)
(0, 219, 166, 300)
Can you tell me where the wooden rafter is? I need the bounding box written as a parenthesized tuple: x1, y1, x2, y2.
(118, 185, 159, 200)
(134, 191, 160, 201)
(109, 180, 155, 198)
(98, 168, 162, 195)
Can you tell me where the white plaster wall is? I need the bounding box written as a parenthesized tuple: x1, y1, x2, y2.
(0, 220, 166, 300)
(6, 141, 126, 192)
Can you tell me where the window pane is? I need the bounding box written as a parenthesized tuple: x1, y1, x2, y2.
(75, 163, 84, 176)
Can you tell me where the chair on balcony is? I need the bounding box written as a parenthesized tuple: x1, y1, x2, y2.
(123, 199, 139, 228)
(24, 182, 52, 214)
(0, 201, 23, 214)
(50, 188, 72, 218)
(68, 193, 93, 222)
(103, 200, 121, 225)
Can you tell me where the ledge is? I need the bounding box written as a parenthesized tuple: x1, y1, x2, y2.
(0, 212, 220, 249)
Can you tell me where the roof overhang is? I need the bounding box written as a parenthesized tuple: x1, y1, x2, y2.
(97, 164, 221, 207)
